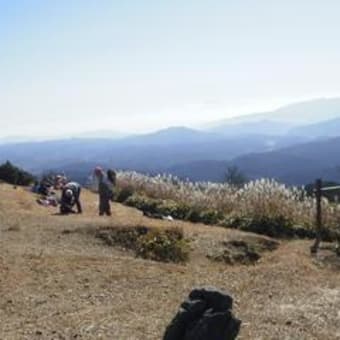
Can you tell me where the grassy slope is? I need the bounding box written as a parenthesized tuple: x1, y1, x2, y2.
(0, 184, 340, 339)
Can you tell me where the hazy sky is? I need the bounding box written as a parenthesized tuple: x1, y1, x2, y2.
(1, 0, 340, 137)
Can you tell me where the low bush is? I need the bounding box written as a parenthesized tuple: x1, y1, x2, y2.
(136, 227, 189, 263)
(209, 240, 261, 265)
(189, 209, 224, 225)
(220, 215, 316, 239)
(208, 237, 279, 265)
(125, 194, 224, 225)
(96, 226, 148, 249)
(96, 225, 189, 263)
(125, 195, 160, 214)
(113, 172, 340, 239)
(157, 200, 192, 220)
(195, 210, 224, 224)
(115, 186, 135, 203)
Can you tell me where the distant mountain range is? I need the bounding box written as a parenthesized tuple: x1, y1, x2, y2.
(169, 136, 340, 184)
(289, 117, 340, 138)
(231, 136, 340, 184)
(208, 97, 340, 138)
(209, 119, 295, 136)
(0, 98, 340, 185)
(210, 97, 340, 126)
(0, 130, 127, 145)
(0, 130, 290, 173)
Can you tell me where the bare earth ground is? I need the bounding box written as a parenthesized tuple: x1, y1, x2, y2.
(1, 184, 340, 340)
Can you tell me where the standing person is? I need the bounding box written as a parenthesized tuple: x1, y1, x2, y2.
(94, 167, 114, 216)
(60, 181, 82, 214)
(107, 169, 116, 187)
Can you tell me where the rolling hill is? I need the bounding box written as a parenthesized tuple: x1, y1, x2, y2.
(1, 183, 340, 339)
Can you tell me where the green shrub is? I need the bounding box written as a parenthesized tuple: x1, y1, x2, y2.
(157, 200, 192, 220)
(197, 210, 224, 225)
(125, 195, 160, 213)
(220, 215, 340, 241)
(221, 215, 306, 238)
(115, 186, 135, 203)
(96, 225, 189, 263)
(124, 194, 326, 239)
(186, 209, 201, 223)
(136, 227, 189, 263)
(155, 199, 178, 216)
(125, 194, 223, 225)
(96, 226, 148, 249)
(174, 203, 193, 220)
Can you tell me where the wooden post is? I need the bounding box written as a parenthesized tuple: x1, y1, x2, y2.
(311, 178, 322, 254)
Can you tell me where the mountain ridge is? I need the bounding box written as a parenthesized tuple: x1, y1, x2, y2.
(167, 136, 340, 185)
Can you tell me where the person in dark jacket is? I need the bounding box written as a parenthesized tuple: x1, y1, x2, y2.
(60, 181, 82, 214)
(94, 167, 114, 216)
(107, 169, 116, 186)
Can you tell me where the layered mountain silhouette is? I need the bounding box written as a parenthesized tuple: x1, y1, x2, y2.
(169, 136, 340, 185)
(0, 130, 285, 172)
(210, 97, 340, 127)
(288, 117, 340, 138)
(0, 98, 340, 185)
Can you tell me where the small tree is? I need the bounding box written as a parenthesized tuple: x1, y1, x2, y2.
(0, 161, 35, 186)
(224, 166, 248, 188)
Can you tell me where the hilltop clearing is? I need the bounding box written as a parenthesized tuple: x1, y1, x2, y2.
(0, 184, 340, 339)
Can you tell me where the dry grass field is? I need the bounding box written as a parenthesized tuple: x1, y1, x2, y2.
(1, 183, 340, 339)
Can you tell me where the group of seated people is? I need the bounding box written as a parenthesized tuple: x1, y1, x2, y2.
(32, 174, 67, 196)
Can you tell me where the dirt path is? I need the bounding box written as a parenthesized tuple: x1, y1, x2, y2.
(1, 184, 340, 339)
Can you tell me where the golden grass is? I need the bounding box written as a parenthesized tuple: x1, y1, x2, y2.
(0, 183, 340, 339)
